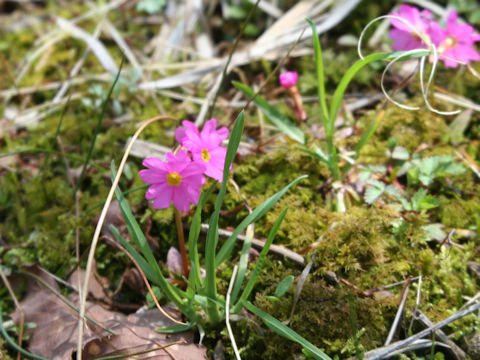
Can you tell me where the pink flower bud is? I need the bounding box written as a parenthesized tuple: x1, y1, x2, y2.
(167, 247, 183, 275)
(279, 71, 298, 89)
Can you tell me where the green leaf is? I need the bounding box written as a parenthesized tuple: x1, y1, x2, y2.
(422, 224, 446, 241)
(244, 302, 332, 360)
(364, 180, 385, 205)
(205, 111, 245, 324)
(232, 208, 289, 312)
(275, 275, 294, 297)
(156, 323, 195, 334)
(216, 175, 307, 266)
(449, 109, 472, 143)
(228, 5, 247, 19)
(417, 195, 439, 210)
(233, 81, 305, 144)
(306, 19, 329, 131)
(110, 163, 197, 323)
(136, 0, 166, 14)
(391, 146, 410, 160)
(266, 296, 280, 302)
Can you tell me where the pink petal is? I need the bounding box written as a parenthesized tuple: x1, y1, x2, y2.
(389, 29, 424, 51)
(172, 188, 191, 211)
(152, 187, 173, 209)
(142, 157, 166, 170)
(279, 71, 298, 89)
(139, 168, 167, 184)
(175, 127, 187, 144)
(180, 162, 206, 178)
(145, 183, 168, 200)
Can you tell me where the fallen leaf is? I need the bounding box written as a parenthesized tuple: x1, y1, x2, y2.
(9, 266, 206, 359)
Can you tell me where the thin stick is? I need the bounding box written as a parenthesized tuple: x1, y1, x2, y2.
(413, 309, 466, 360)
(174, 209, 190, 276)
(77, 115, 176, 360)
(108, 238, 186, 325)
(200, 223, 304, 265)
(385, 278, 410, 345)
(226, 265, 241, 360)
(363, 300, 480, 360)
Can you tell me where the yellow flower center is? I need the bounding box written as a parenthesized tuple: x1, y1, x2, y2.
(201, 149, 211, 162)
(167, 172, 182, 186)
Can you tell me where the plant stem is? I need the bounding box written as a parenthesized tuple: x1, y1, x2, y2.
(175, 208, 190, 277)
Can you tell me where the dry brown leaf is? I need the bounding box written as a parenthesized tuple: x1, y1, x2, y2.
(9, 266, 206, 360)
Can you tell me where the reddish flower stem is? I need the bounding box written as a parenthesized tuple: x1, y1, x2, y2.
(174, 208, 190, 276)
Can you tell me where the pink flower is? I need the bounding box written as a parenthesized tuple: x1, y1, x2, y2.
(279, 71, 298, 89)
(428, 10, 480, 68)
(389, 5, 433, 51)
(139, 150, 206, 211)
(175, 119, 229, 182)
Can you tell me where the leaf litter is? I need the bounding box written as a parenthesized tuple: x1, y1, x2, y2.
(8, 265, 206, 360)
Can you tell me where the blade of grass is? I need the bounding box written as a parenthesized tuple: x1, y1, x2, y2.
(329, 50, 430, 129)
(73, 58, 124, 198)
(204, 110, 245, 324)
(228, 225, 254, 305)
(187, 183, 216, 291)
(216, 175, 307, 267)
(233, 81, 305, 144)
(109, 225, 154, 281)
(306, 19, 329, 132)
(111, 162, 197, 322)
(243, 301, 332, 360)
(232, 208, 288, 312)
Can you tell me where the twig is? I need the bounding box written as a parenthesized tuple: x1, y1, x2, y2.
(363, 300, 480, 359)
(200, 223, 304, 265)
(413, 309, 466, 360)
(287, 254, 316, 325)
(385, 278, 410, 345)
(107, 237, 186, 326)
(226, 265, 241, 360)
(77, 115, 176, 360)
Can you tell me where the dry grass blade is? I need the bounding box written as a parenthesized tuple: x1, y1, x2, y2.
(56, 17, 118, 75)
(363, 301, 480, 360)
(384, 279, 410, 345)
(413, 309, 466, 360)
(139, 0, 361, 91)
(226, 265, 241, 360)
(77, 115, 176, 360)
(286, 254, 316, 325)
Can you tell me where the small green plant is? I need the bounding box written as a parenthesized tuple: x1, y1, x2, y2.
(235, 19, 432, 212)
(110, 112, 331, 359)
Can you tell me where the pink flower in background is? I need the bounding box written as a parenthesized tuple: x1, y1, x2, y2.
(139, 150, 206, 211)
(428, 10, 480, 67)
(389, 5, 433, 51)
(175, 119, 229, 182)
(279, 71, 298, 89)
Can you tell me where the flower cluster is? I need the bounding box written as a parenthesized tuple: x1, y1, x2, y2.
(389, 5, 480, 68)
(139, 119, 229, 211)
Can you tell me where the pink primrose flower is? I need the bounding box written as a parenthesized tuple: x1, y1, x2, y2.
(428, 10, 480, 68)
(389, 5, 433, 51)
(279, 71, 298, 89)
(175, 119, 229, 182)
(139, 150, 206, 212)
